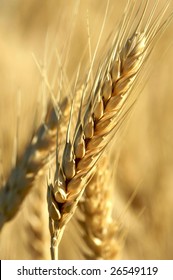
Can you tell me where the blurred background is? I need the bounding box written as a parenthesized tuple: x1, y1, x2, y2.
(0, 0, 173, 259)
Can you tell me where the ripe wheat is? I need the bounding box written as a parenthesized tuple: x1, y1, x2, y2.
(23, 180, 50, 260)
(47, 0, 172, 259)
(0, 97, 70, 230)
(80, 158, 121, 259)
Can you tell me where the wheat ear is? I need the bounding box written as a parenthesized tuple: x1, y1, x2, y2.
(0, 97, 70, 231)
(23, 178, 50, 260)
(79, 158, 120, 259)
(47, 0, 171, 259)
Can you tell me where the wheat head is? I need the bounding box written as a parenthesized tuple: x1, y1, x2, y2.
(47, 0, 172, 259)
(0, 97, 70, 231)
(79, 158, 121, 259)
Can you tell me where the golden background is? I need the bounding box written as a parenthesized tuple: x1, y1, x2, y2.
(0, 0, 173, 259)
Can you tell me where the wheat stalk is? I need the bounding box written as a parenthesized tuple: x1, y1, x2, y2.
(0, 97, 70, 231)
(79, 158, 121, 259)
(47, 0, 171, 259)
(23, 178, 50, 260)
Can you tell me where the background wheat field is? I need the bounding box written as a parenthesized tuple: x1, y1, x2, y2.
(0, 0, 173, 260)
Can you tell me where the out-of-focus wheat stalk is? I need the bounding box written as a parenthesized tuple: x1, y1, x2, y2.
(23, 178, 50, 260)
(79, 158, 121, 259)
(47, 0, 172, 259)
(0, 97, 70, 231)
